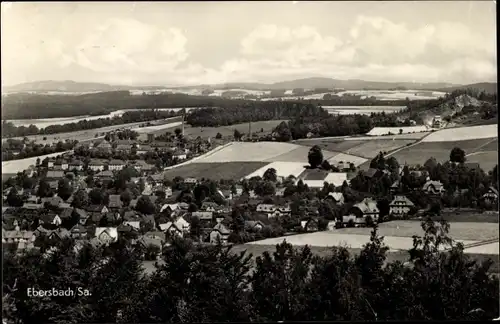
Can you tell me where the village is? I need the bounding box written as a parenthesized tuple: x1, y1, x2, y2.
(3, 124, 498, 261)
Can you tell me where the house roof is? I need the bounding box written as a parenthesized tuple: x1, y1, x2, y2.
(108, 195, 123, 208)
(86, 204, 105, 212)
(46, 171, 65, 179)
(365, 168, 380, 178)
(95, 227, 118, 241)
(191, 211, 213, 220)
(70, 224, 87, 234)
(116, 144, 132, 150)
(141, 214, 156, 225)
(488, 187, 499, 196)
(117, 223, 137, 232)
(423, 180, 444, 190)
(244, 221, 264, 230)
(327, 192, 344, 202)
(389, 195, 415, 207)
(212, 222, 230, 235)
(354, 198, 379, 214)
(89, 159, 107, 166)
(69, 160, 84, 166)
(123, 210, 140, 221)
(60, 208, 73, 219)
(109, 159, 125, 165)
(96, 170, 114, 178)
(74, 208, 87, 218)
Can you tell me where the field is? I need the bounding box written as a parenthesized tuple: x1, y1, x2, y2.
(339, 140, 416, 158)
(133, 121, 183, 134)
(245, 162, 307, 179)
(388, 138, 498, 167)
(302, 169, 331, 180)
(195, 142, 302, 163)
(367, 126, 429, 136)
(161, 162, 268, 181)
(466, 151, 498, 172)
(327, 153, 368, 166)
(296, 139, 368, 152)
(422, 124, 497, 142)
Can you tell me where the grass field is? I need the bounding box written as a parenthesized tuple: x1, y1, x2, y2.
(296, 139, 366, 152)
(409, 212, 499, 223)
(388, 138, 498, 167)
(161, 162, 268, 181)
(466, 151, 498, 172)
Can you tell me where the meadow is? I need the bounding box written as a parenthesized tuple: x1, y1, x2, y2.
(161, 162, 268, 181)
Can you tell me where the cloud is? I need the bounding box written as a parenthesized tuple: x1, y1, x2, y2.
(74, 18, 189, 74)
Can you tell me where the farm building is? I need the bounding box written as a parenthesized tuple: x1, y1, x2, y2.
(389, 195, 415, 216)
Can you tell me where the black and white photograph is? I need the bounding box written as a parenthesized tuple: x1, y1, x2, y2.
(1, 1, 498, 322)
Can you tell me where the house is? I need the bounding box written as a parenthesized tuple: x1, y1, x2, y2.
(117, 223, 138, 237)
(60, 160, 69, 170)
(159, 216, 190, 235)
(160, 203, 179, 213)
(47, 158, 55, 168)
(69, 160, 84, 171)
(69, 224, 88, 239)
(422, 180, 445, 195)
(2, 230, 35, 244)
(325, 192, 345, 205)
(95, 170, 114, 181)
(123, 211, 141, 229)
(95, 140, 112, 152)
(184, 177, 198, 184)
(88, 160, 106, 172)
(141, 214, 156, 230)
(364, 168, 384, 179)
(327, 220, 338, 231)
(256, 204, 276, 213)
(40, 213, 62, 226)
(46, 170, 65, 180)
(164, 187, 173, 198)
(482, 187, 499, 204)
(136, 232, 165, 257)
(137, 145, 152, 155)
(209, 221, 231, 244)
(141, 163, 155, 174)
(115, 144, 132, 152)
(42, 196, 64, 208)
(244, 221, 264, 232)
(345, 198, 380, 226)
(300, 219, 319, 232)
(48, 228, 71, 241)
(275, 187, 286, 196)
(93, 227, 118, 245)
(22, 203, 43, 210)
(219, 189, 233, 200)
(47, 180, 59, 190)
(390, 180, 401, 193)
(465, 163, 481, 171)
(389, 195, 415, 216)
(109, 160, 126, 171)
(234, 185, 244, 197)
(108, 195, 123, 209)
(173, 150, 187, 160)
(191, 211, 213, 220)
(201, 202, 219, 212)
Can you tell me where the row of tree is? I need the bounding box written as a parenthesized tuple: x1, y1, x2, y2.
(3, 219, 499, 323)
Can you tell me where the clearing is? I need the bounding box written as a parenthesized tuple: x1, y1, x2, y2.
(341, 140, 416, 158)
(161, 162, 268, 181)
(367, 126, 429, 136)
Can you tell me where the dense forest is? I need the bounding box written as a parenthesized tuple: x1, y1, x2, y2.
(3, 221, 499, 323)
(1, 110, 183, 138)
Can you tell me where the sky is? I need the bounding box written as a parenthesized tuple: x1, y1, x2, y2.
(1, 1, 497, 87)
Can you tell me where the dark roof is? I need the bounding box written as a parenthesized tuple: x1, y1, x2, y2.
(465, 163, 481, 170)
(60, 208, 73, 219)
(123, 210, 139, 221)
(108, 195, 123, 208)
(365, 168, 380, 178)
(86, 204, 105, 212)
(46, 171, 65, 179)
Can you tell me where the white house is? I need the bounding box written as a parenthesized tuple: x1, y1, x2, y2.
(109, 160, 126, 171)
(389, 195, 415, 216)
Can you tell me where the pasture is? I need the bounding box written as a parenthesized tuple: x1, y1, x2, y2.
(388, 138, 498, 167)
(266, 145, 337, 163)
(367, 126, 429, 136)
(161, 162, 268, 181)
(327, 153, 368, 166)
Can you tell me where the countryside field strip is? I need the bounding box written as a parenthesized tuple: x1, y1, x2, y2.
(2, 150, 74, 174)
(342, 140, 416, 158)
(162, 162, 269, 181)
(132, 121, 183, 133)
(162, 142, 234, 171)
(422, 124, 498, 142)
(195, 142, 300, 163)
(367, 126, 429, 136)
(465, 137, 498, 156)
(265, 146, 338, 163)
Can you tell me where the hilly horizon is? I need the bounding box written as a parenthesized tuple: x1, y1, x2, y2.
(2, 78, 496, 94)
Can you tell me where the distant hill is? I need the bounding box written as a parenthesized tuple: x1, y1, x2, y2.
(2, 80, 165, 93)
(3, 77, 471, 93)
(436, 82, 497, 94)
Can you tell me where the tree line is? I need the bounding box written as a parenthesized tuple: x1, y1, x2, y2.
(3, 219, 499, 323)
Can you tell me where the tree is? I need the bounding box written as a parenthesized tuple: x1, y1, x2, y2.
(57, 178, 73, 201)
(135, 196, 156, 215)
(263, 168, 278, 182)
(450, 147, 466, 163)
(233, 129, 243, 141)
(120, 190, 132, 206)
(215, 132, 222, 139)
(321, 160, 332, 171)
(308, 145, 323, 168)
(231, 209, 245, 233)
(89, 188, 105, 205)
(7, 188, 24, 207)
(36, 179, 53, 198)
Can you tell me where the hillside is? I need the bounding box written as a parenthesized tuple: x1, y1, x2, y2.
(436, 83, 497, 94)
